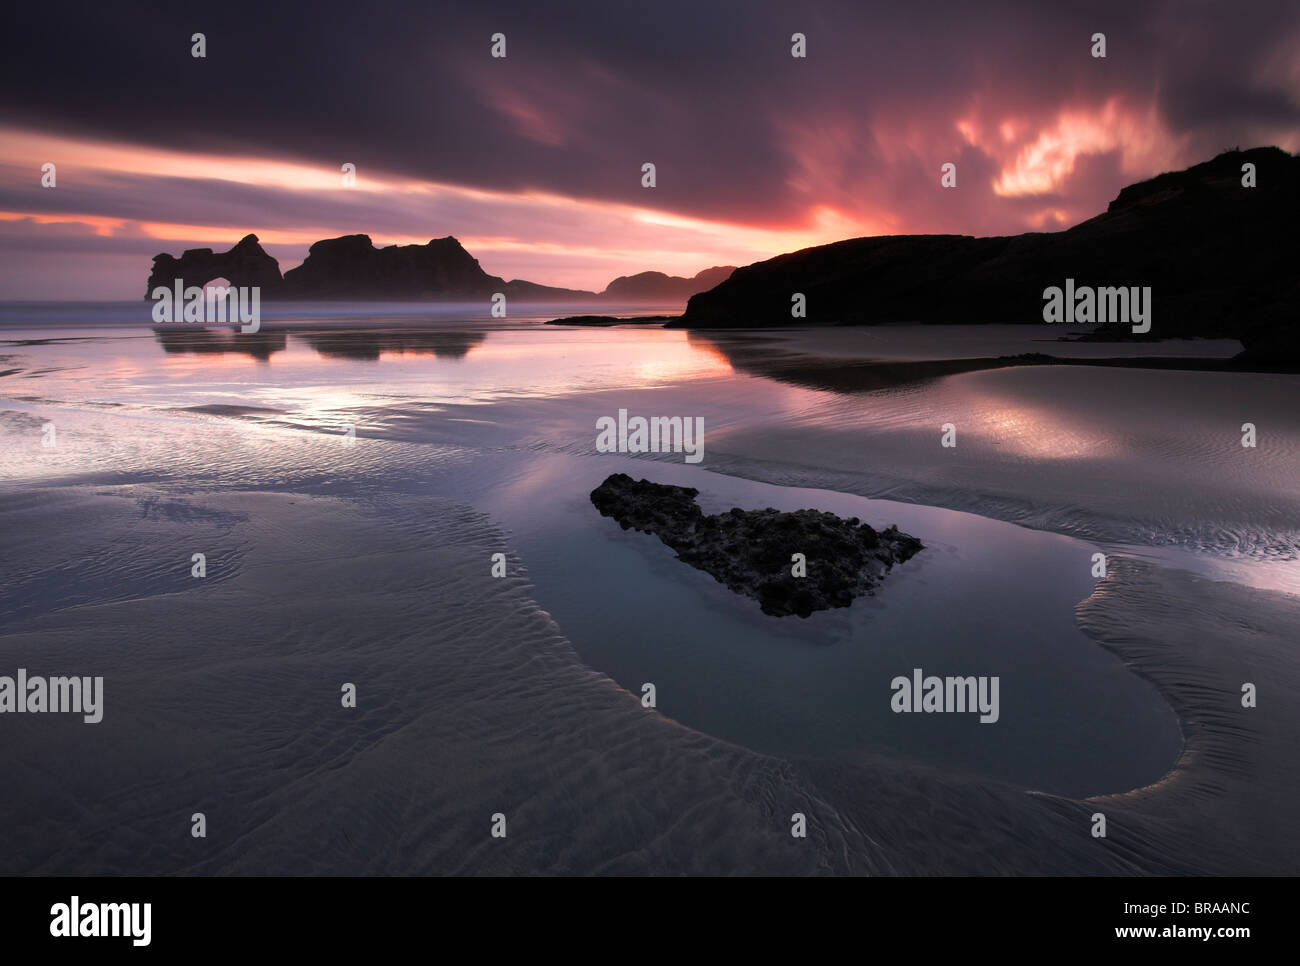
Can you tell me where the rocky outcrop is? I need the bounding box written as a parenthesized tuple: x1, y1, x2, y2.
(674, 147, 1300, 361)
(281, 235, 487, 298)
(603, 266, 736, 301)
(146, 233, 740, 304)
(280, 234, 595, 300)
(145, 233, 283, 298)
(591, 473, 923, 618)
(146, 233, 597, 301)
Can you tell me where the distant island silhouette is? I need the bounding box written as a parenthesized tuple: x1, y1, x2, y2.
(145, 233, 733, 303)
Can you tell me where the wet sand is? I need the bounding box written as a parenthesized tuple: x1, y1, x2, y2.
(1, 315, 1296, 874)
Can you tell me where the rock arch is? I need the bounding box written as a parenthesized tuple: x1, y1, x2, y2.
(145, 234, 283, 298)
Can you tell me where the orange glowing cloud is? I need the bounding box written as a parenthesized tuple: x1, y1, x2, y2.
(0, 124, 872, 293)
(955, 98, 1187, 197)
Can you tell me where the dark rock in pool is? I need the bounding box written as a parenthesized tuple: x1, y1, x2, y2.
(590, 473, 923, 618)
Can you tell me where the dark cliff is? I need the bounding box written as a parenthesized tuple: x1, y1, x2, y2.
(674, 147, 1299, 359)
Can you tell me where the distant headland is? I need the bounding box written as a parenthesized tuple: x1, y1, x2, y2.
(673, 146, 1298, 363)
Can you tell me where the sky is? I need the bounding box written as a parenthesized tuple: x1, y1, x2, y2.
(1, 0, 1298, 299)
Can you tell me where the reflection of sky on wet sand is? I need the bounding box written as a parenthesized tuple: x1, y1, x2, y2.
(950, 397, 1117, 462)
(3, 320, 737, 415)
(3, 316, 1297, 598)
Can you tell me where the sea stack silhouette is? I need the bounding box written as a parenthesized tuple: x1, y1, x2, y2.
(146, 234, 593, 301)
(145, 233, 284, 298)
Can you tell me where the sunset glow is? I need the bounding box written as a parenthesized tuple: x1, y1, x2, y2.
(2, 4, 1299, 298)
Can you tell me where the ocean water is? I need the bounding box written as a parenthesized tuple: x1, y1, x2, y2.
(1, 304, 1297, 874)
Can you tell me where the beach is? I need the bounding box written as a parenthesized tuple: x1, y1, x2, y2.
(1, 304, 1296, 874)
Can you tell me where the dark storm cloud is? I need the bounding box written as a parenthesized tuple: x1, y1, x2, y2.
(3, 0, 1297, 228)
